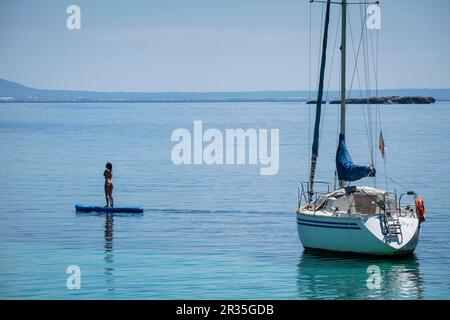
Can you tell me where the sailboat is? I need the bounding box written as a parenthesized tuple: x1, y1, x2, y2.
(296, 0, 426, 255)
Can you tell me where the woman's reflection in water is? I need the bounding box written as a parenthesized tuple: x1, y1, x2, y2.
(104, 213, 115, 292)
(297, 250, 424, 299)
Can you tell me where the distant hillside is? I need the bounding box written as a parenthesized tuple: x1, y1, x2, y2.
(1, 78, 449, 102)
(0, 79, 308, 102)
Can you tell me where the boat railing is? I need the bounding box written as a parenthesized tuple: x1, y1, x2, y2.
(382, 191, 398, 215)
(399, 191, 418, 218)
(298, 181, 330, 210)
(376, 190, 417, 218)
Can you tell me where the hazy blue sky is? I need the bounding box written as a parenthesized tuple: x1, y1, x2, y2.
(0, 0, 449, 92)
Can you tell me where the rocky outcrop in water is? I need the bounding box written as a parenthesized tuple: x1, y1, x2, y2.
(326, 96, 436, 104)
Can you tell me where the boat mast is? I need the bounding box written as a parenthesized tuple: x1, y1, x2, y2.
(308, 0, 331, 203)
(339, 0, 347, 189)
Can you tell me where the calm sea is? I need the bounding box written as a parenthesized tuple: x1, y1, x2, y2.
(0, 101, 449, 299)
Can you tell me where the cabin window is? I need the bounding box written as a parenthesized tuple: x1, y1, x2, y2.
(354, 194, 378, 214)
(312, 195, 328, 209)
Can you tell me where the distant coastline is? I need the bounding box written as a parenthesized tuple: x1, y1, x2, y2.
(0, 78, 448, 103)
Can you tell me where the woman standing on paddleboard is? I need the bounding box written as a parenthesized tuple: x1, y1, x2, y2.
(104, 162, 114, 207)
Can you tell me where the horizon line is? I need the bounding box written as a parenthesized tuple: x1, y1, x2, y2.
(2, 78, 450, 94)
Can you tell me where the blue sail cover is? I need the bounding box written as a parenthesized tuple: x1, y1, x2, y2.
(336, 134, 374, 182)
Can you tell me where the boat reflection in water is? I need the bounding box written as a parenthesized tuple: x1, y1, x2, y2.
(297, 250, 423, 299)
(104, 213, 115, 292)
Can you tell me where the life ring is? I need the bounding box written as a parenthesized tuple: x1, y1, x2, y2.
(416, 196, 426, 222)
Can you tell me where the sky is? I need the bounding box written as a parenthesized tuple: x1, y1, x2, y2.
(0, 0, 449, 92)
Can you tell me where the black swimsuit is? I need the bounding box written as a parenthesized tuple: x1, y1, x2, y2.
(104, 169, 113, 189)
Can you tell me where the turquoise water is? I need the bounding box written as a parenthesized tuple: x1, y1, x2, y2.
(0, 101, 449, 299)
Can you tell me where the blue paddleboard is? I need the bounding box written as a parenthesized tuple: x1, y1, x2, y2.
(75, 204, 144, 214)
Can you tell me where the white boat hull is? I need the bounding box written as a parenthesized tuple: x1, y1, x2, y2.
(296, 211, 421, 256)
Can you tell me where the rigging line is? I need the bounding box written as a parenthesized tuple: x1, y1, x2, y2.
(368, 21, 381, 136)
(370, 30, 379, 187)
(324, 7, 342, 102)
(361, 2, 374, 162)
(376, 31, 385, 182)
(308, 1, 312, 103)
(368, 11, 379, 170)
(347, 7, 365, 102)
(380, 173, 410, 191)
(334, 62, 340, 190)
(361, 2, 371, 101)
(347, 14, 364, 101)
(321, 7, 341, 179)
(358, 2, 374, 166)
(320, 6, 342, 147)
(383, 155, 389, 191)
(308, 1, 312, 164)
(368, 40, 375, 167)
(330, 7, 343, 188)
(376, 32, 382, 132)
(368, 24, 377, 94)
(366, 6, 375, 163)
(363, 3, 384, 189)
(375, 27, 388, 190)
(368, 27, 377, 170)
(332, 8, 342, 169)
(376, 30, 382, 131)
(316, 3, 325, 91)
(368, 7, 379, 99)
(347, 8, 365, 153)
(367, 3, 377, 169)
(334, 98, 339, 189)
(347, 6, 373, 164)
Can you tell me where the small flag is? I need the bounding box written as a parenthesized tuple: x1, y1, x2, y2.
(379, 131, 386, 158)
